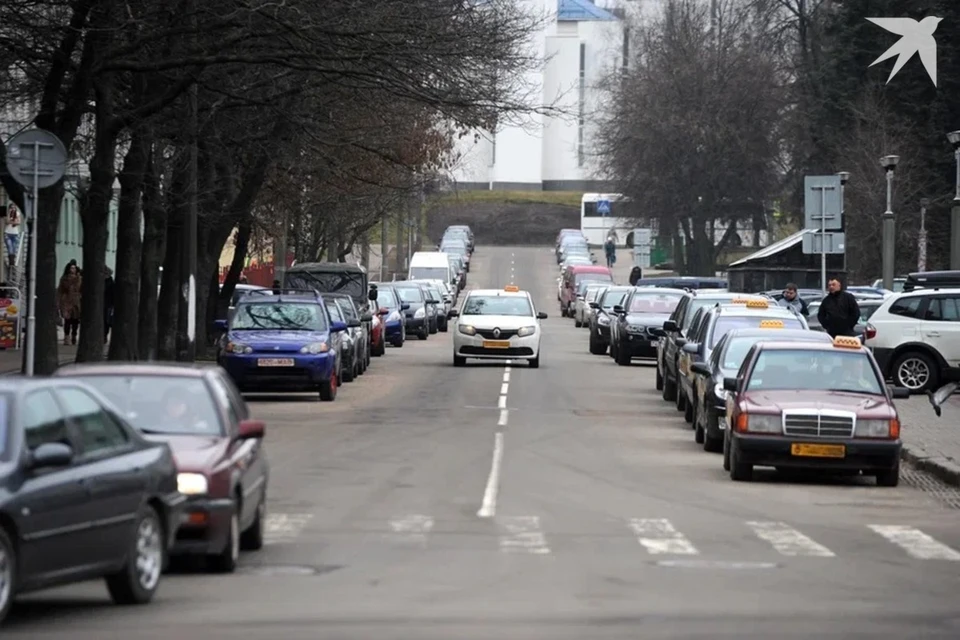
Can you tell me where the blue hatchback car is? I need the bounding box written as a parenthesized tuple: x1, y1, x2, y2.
(217, 290, 348, 401)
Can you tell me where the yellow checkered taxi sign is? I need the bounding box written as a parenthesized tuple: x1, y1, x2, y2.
(504, 285, 520, 292)
(745, 299, 769, 309)
(759, 319, 784, 328)
(833, 336, 861, 349)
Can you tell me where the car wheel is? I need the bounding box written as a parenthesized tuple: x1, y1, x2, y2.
(589, 333, 606, 355)
(729, 442, 753, 482)
(684, 397, 694, 423)
(574, 318, 582, 328)
(616, 347, 631, 366)
(105, 504, 164, 605)
(453, 354, 466, 367)
(0, 527, 15, 624)
(342, 361, 355, 383)
(529, 354, 540, 368)
(419, 329, 428, 340)
(722, 433, 731, 471)
(240, 497, 266, 551)
(662, 376, 676, 402)
(208, 512, 240, 573)
(675, 386, 686, 412)
(876, 459, 900, 487)
(703, 413, 723, 452)
(319, 370, 338, 401)
(440, 319, 448, 333)
(892, 350, 938, 393)
(655, 366, 664, 391)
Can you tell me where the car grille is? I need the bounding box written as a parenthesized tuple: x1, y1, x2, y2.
(782, 411, 856, 438)
(461, 346, 533, 356)
(476, 328, 518, 339)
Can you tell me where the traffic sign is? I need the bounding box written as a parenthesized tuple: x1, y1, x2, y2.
(802, 231, 845, 254)
(5, 128, 68, 191)
(804, 176, 842, 231)
(597, 199, 611, 216)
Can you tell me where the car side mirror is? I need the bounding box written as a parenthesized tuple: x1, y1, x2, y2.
(663, 320, 678, 332)
(330, 321, 348, 332)
(360, 313, 373, 322)
(675, 337, 688, 347)
(30, 442, 74, 470)
(690, 363, 711, 376)
(723, 377, 738, 392)
(682, 342, 699, 354)
(378, 307, 390, 315)
(238, 419, 265, 439)
(401, 303, 410, 311)
(368, 289, 379, 301)
(537, 311, 548, 319)
(889, 386, 909, 399)
(213, 319, 227, 331)
(448, 310, 459, 319)
(348, 319, 361, 328)
(612, 305, 625, 315)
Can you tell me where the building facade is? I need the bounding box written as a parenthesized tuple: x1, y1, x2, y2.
(450, 0, 626, 192)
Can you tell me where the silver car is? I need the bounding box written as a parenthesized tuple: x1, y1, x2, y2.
(574, 283, 608, 328)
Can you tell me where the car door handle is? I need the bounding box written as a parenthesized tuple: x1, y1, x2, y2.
(926, 331, 941, 337)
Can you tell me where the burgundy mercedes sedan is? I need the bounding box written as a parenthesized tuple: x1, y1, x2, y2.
(54, 362, 269, 573)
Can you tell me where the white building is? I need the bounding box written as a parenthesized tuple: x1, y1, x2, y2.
(449, 0, 627, 192)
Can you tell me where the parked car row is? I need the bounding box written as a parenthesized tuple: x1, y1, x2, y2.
(575, 282, 909, 488)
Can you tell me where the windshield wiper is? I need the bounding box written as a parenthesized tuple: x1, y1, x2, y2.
(824, 388, 880, 395)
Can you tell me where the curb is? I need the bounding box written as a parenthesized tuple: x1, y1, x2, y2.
(1, 356, 76, 376)
(902, 445, 960, 487)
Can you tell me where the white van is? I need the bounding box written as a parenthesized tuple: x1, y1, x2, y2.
(408, 251, 455, 287)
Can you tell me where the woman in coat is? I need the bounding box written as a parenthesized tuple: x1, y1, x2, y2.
(58, 262, 82, 345)
(629, 266, 642, 286)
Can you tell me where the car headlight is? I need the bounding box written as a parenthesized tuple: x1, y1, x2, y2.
(857, 419, 894, 438)
(713, 383, 728, 402)
(225, 342, 252, 354)
(517, 326, 536, 337)
(388, 311, 401, 322)
(414, 307, 425, 318)
(459, 324, 477, 336)
(598, 314, 611, 326)
(300, 342, 329, 354)
(177, 473, 208, 496)
(743, 413, 781, 433)
(627, 324, 644, 334)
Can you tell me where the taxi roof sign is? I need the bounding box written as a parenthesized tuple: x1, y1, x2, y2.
(504, 285, 520, 292)
(832, 336, 862, 349)
(745, 299, 769, 309)
(759, 319, 784, 328)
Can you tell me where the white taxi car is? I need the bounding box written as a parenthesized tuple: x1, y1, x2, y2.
(449, 285, 547, 367)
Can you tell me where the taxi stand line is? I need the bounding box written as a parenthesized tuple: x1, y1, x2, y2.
(478, 359, 512, 519)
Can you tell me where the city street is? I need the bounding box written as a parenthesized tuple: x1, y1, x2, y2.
(6, 246, 960, 639)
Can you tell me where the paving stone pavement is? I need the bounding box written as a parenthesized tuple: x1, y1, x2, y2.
(896, 394, 960, 487)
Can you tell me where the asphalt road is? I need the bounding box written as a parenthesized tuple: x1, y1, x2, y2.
(7, 246, 960, 639)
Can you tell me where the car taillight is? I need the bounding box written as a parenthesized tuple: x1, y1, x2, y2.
(864, 323, 876, 340)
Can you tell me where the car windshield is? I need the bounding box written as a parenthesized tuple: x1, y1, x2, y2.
(230, 287, 264, 307)
(629, 292, 683, 314)
(425, 287, 441, 301)
(684, 298, 749, 330)
(710, 315, 804, 347)
(746, 349, 883, 395)
(586, 286, 605, 302)
(69, 375, 223, 435)
(575, 273, 613, 287)
(377, 288, 399, 309)
(284, 269, 366, 302)
(463, 295, 533, 316)
(394, 286, 424, 303)
(441, 245, 466, 256)
(600, 289, 629, 309)
(722, 335, 824, 371)
(410, 267, 448, 282)
(231, 302, 328, 331)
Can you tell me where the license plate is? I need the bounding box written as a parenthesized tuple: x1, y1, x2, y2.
(482, 340, 510, 349)
(257, 358, 294, 367)
(791, 443, 845, 458)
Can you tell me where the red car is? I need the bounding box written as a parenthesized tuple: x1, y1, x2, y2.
(560, 265, 613, 317)
(722, 336, 909, 486)
(54, 362, 270, 573)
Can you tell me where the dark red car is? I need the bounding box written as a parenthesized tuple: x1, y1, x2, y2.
(53, 362, 270, 573)
(560, 265, 613, 317)
(722, 336, 909, 487)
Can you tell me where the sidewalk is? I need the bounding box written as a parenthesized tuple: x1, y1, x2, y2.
(0, 342, 77, 374)
(895, 395, 960, 486)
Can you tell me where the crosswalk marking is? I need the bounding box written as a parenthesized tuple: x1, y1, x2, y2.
(499, 516, 551, 554)
(868, 525, 960, 561)
(264, 513, 313, 544)
(628, 518, 699, 555)
(389, 514, 434, 545)
(746, 521, 835, 557)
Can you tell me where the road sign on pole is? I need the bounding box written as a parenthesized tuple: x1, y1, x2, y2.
(802, 232, 845, 254)
(4, 128, 68, 376)
(803, 176, 843, 293)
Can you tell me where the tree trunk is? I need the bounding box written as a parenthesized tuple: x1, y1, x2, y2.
(32, 185, 66, 374)
(218, 219, 251, 317)
(108, 130, 149, 360)
(137, 150, 167, 360)
(156, 219, 182, 360)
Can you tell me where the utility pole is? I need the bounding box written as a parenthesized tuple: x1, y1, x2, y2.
(379, 215, 387, 281)
(178, 0, 199, 361)
(880, 155, 899, 291)
(394, 209, 404, 278)
(274, 210, 288, 285)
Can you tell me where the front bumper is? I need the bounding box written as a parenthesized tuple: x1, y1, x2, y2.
(731, 433, 901, 472)
(405, 316, 427, 331)
(454, 332, 539, 359)
(384, 319, 403, 338)
(620, 332, 659, 357)
(220, 352, 335, 391)
(172, 497, 234, 556)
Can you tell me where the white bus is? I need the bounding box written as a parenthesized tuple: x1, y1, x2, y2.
(580, 193, 642, 247)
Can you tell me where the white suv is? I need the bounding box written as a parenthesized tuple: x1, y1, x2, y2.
(863, 288, 960, 392)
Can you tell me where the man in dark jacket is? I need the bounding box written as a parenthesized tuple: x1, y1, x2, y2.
(817, 277, 860, 337)
(629, 266, 642, 285)
(777, 283, 809, 316)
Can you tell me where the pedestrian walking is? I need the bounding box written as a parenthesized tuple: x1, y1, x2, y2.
(4, 204, 20, 271)
(817, 276, 860, 338)
(777, 283, 809, 316)
(604, 235, 617, 269)
(58, 262, 82, 345)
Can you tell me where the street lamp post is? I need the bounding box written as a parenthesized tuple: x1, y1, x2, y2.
(919, 197, 929, 271)
(947, 130, 960, 268)
(881, 155, 899, 291)
(838, 171, 850, 276)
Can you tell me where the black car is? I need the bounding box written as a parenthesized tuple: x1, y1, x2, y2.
(587, 285, 632, 355)
(328, 293, 370, 381)
(390, 282, 439, 340)
(609, 288, 686, 365)
(323, 297, 361, 383)
(657, 293, 765, 402)
(0, 378, 184, 625)
(689, 328, 832, 452)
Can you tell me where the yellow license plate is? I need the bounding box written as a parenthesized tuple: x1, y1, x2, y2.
(482, 340, 510, 349)
(791, 443, 846, 458)
(257, 358, 295, 367)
